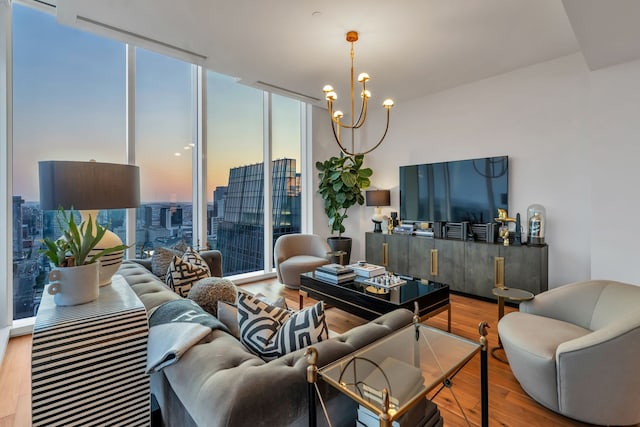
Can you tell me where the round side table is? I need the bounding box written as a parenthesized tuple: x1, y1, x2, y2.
(492, 287, 534, 363)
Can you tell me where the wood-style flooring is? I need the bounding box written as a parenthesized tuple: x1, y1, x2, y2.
(0, 278, 631, 427)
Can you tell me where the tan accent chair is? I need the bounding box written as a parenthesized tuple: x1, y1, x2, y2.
(273, 234, 331, 289)
(498, 280, 640, 426)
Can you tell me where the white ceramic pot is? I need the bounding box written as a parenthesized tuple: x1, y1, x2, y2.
(48, 262, 100, 306)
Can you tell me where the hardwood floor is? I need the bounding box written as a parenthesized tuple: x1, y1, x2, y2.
(0, 278, 628, 426)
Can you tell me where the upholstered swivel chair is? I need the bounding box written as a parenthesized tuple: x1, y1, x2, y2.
(498, 280, 640, 426)
(273, 234, 331, 290)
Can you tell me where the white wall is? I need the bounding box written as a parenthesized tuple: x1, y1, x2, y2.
(588, 59, 640, 283)
(313, 52, 640, 287)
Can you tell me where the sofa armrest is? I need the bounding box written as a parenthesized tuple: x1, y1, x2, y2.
(555, 316, 640, 425)
(520, 280, 610, 329)
(199, 250, 223, 277)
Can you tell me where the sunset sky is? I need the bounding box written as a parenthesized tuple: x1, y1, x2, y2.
(12, 4, 300, 204)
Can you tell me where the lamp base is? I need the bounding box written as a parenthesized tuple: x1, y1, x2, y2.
(88, 228, 125, 286)
(372, 220, 383, 233)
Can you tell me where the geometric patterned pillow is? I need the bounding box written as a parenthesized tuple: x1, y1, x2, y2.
(237, 292, 292, 360)
(165, 256, 211, 297)
(237, 292, 328, 361)
(273, 301, 329, 358)
(181, 247, 211, 276)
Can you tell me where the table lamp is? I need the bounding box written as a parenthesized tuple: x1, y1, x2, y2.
(39, 160, 140, 286)
(365, 190, 391, 233)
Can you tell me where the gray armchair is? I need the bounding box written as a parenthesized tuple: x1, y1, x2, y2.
(498, 280, 640, 425)
(274, 234, 331, 289)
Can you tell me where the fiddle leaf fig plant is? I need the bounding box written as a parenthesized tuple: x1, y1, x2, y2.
(316, 153, 372, 236)
(40, 208, 130, 267)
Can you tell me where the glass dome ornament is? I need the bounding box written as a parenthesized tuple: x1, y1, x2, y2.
(527, 204, 546, 245)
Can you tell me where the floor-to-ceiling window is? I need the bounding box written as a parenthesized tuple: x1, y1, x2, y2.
(5, 1, 308, 327)
(206, 71, 264, 276)
(271, 94, 303, 264)
(11, 3, 125, 320)
(135, 48, 194, 258)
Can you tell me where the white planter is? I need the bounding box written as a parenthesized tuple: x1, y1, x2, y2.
(47, 262, 100, 306)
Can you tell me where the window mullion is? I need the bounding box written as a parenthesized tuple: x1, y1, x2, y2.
(263, 92, 272, 273)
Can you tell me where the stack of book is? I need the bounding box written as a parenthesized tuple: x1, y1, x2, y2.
(347, 262, 386, 278)
(357, 357, 427, 426)
(314, 264, 356, 284)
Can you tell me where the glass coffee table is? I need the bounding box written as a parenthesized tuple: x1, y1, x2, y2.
(306, 318, 489, 427)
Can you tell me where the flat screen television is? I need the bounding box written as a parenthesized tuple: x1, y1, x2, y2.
(399, 156, 508, 224)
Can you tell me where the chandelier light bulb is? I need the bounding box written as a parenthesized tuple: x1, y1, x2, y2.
(322, 84, 334, 93)
(333, 111, 344, 119)
(357, 72, 370, 83)
(361, 90, 371, 99)
(325, 91, 337, 101)
(383, 99, 395, 108)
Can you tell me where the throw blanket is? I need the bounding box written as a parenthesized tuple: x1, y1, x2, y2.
(146, 299, 230, 374)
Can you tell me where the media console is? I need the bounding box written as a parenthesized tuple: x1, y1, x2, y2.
(365, 232, 548, 301)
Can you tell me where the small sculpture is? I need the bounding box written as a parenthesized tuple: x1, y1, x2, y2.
(495, 209, 515, 246)
(514, 213, 522, 246)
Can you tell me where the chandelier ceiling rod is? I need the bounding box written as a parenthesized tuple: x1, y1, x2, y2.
(322, 31, 394, 157)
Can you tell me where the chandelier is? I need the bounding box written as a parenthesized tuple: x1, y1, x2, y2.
(322, 31, 394, 156)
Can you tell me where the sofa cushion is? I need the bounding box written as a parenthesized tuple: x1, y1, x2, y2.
(166, 256, 211, 297)
(152, 247, 184, 280)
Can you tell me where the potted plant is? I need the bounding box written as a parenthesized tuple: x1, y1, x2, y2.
(40, 208, 130, 306)
(316, 153, 372, 264)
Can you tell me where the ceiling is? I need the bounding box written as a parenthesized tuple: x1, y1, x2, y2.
(53, 0, 640, 106)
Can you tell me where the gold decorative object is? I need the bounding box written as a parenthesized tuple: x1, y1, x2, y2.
(495, 209, 515, 246)
(322, 31, 394, 156)
(494, 208, 516, 223)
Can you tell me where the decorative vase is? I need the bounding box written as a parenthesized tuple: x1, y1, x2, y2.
(47, 262, 100, 306)
(327, 236, 352, 265)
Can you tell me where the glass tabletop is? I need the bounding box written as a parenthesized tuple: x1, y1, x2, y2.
(492, 287, 534, 301)
(319, 323, 481, 418)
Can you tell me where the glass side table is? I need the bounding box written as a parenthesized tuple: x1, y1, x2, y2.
(491, 286, 534, 363)
(306, 314, 490, 427)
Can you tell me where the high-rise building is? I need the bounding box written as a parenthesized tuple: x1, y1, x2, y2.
(217, 158, 301, 275)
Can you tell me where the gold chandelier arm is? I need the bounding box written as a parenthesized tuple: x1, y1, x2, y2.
(353, 96, 368, 129)
(358, 107, 392, 156)
(331, 125, 354, 156)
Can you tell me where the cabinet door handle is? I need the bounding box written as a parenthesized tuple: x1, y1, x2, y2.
(382, 243, 388, 267)
(430, 249, 438, 276)
(494, 256, 505, 288)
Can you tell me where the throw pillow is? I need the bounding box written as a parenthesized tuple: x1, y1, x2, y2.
(172, 240, 189, 253)
(182, 247, 211, 276)
(188, 277, 237, 317)
(273, 301, 329, 357)
(166, 256, 211, 297)
(237, 293, 328, 361)
(237, 292, 292, 360)
(219, 291, 288, 339)
(151, 247, 184, 280)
